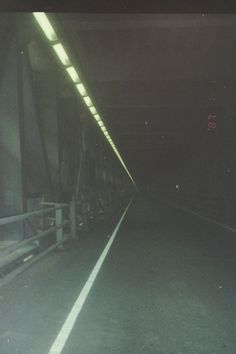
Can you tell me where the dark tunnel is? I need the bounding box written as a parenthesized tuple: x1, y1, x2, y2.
(0, 12, 236, 354)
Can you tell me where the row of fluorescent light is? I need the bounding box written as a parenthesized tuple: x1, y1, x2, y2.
(33, 12, 135, 185)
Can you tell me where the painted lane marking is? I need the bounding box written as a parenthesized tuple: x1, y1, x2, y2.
(168, 201, 236, 233)
(48, 197, 134, 354)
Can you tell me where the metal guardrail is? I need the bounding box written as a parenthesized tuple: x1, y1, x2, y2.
(0, 204, 67, 226)
(0, 201, 77, 280)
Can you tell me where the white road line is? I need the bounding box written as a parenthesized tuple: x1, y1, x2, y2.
(168, 201, 236, 233)
(48, 197, 134, 354)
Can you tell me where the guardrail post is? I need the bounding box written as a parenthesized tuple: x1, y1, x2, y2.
(56, 208, 63, 243)
(70, 200, 76, 239)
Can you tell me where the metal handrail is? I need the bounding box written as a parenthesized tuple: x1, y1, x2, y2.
(0, 220, 69, 258)
(0, 204, 68, 226)
(0, 203, 72, 273)
(0, 236, 70, 288)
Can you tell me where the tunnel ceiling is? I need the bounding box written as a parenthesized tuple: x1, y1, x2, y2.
(56, 14, 236, 184)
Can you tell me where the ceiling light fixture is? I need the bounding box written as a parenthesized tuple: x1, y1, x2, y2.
(89, 106, 97, 115)
(94, 114, 101, 121)
(66, 66, 80, 83)
(33, 12, 136, 186)
(76, 83, 87, 97)
(33, 12, 57, 41)
(52, 43, 71, 66)
(83, 96, 93, 107)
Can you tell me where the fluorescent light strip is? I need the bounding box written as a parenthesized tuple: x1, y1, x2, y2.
(66, 66, 80, 83)
(89, 106, 97, 115)
(83, 96, 93, 107)
(33, 12, 135, 186)
(33, 12, 57, 41)
(53, 43, 71, 66)
(76, 83, 87, 97)
(94, 114, 101, 121)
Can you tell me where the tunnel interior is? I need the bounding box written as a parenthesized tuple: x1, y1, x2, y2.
(1, 13, 236, 221)
(1, 11, 236, 354)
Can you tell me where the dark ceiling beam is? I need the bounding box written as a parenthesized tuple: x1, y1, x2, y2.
(117, 146, 183, 150)
(115, 132, 181, 136)
(59, 14, 236, 31)
(111, 138, 195, 145)
(102, 104, 225, 109)
(89, 79, 236, 85)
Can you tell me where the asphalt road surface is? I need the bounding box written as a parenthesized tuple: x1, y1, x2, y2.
(0, 195, 235, 354)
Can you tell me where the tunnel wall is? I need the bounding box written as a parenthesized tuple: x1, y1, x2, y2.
(0, 14, 133, 241)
